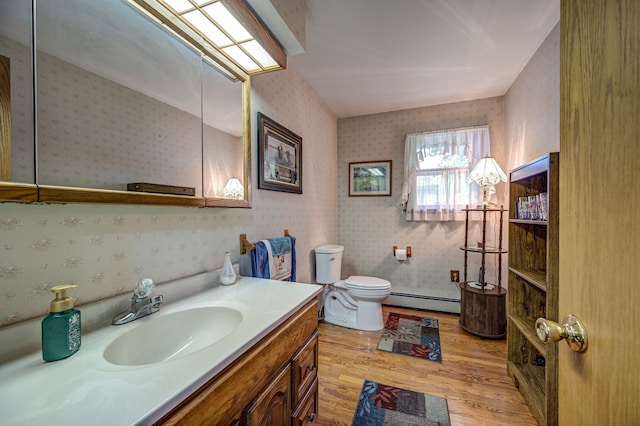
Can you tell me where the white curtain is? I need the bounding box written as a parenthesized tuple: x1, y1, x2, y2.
(398, 126, 490, 221)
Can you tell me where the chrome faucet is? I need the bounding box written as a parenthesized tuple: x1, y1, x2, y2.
(112, 278, 164, 325)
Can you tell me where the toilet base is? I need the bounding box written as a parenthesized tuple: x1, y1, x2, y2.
(322, 288, 385, 331)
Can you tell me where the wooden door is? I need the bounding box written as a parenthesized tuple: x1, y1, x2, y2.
(559, 0, 640, 424)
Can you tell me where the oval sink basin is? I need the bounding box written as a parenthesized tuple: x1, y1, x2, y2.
(104, 306, 243, 366)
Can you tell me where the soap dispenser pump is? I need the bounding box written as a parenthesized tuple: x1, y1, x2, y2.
(42, 285, 81, 362)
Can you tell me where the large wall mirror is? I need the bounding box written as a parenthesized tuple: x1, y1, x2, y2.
(0, 0, 251, 207)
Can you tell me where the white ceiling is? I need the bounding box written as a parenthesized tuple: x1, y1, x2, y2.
(286, 0, 560, 118)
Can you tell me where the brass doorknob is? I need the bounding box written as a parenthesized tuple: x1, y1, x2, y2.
(535, 315, 588, 352)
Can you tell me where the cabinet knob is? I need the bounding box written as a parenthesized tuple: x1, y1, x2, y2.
(535, 315, 588, 352)
(306, 364, 316, 371)
(307, 413, 316, 422)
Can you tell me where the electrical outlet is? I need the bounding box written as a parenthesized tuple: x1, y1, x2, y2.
(450, 270, 460, 282)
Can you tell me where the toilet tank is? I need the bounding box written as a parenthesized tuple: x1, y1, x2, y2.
(315, 245, 344, 284)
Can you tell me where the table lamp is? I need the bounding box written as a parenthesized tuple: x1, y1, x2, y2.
(467, 155, 507, 207)
(222, 177, 244, 199)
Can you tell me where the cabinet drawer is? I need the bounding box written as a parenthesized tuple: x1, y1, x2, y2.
(291, 331, 318, 406)
(292, 378, 318, 426)
(245, 364, 291, 426)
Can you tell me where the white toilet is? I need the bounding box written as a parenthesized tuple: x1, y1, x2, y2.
(315, 245, 391, 331)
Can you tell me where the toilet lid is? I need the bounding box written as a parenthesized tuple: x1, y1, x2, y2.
(344, 275, 391, 289)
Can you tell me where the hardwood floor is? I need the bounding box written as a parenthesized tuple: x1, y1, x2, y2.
(314, 306, 537, 425)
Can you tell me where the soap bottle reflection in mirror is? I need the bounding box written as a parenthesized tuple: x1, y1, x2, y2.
(220, 252, 236, 285)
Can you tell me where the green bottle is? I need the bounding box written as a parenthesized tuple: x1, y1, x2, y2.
(42, 285, 81, 362)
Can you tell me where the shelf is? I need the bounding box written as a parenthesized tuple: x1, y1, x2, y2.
(461, 246, 508, 254)
(507, 361, 545, 425)
(510, 219, 548, 226)
(461, 282, 506, 295)
(459, 205, 506, 339)
(508, 313, 546, 356)
(462, 207, 507, 212)
(508, 267, 547, 291)
(508, 152, 558, 426)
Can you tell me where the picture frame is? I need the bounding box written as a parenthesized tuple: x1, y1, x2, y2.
(349, 160, 392, 196)
(257, 113, 303, 194)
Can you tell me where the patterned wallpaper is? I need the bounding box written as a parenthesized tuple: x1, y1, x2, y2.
(0, 66, 337, 328)
(504, 23, 560, 171)
(337, 98, 506, 303)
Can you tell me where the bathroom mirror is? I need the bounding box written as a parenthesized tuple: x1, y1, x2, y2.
(0, 0, 38, 201)
(0, 0, 251, 207)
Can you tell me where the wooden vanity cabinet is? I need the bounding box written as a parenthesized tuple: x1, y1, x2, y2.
(290, 332, 319, 425)
(292, 378, 318, 426)
(291, 332, 318, 407)
(245, 365, 291, 425)
(158, 299, 318, 426)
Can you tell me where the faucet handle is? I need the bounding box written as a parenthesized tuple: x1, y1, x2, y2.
(134, 278, 154, 299)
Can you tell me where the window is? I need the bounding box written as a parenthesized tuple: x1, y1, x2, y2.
(398, 126, 490, 221)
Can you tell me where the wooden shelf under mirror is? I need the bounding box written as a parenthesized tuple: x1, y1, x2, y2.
(38, 185, 206, 207)
(0, 183, 38, 202)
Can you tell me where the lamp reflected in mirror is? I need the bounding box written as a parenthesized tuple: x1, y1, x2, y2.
(222, 177, 244, 199)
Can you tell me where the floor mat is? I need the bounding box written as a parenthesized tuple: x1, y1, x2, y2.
(377, 312, 442, 362)
(352, 380, 451, 426)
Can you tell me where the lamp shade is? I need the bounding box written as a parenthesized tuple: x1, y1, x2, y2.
(222, 177, 244, 199)
(467, 156, 507, 207)
(467, 156, 507, 187)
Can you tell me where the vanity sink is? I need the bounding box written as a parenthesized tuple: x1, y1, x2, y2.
(103, 306, 243, 366)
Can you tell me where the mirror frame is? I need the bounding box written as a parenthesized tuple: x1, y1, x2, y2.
(205, 78, 252, 208)
(0, 1, 254, 208)
(1, 42, 37, 201)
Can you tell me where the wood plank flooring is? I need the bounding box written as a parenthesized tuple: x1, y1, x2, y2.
(314, 306, 537, 425)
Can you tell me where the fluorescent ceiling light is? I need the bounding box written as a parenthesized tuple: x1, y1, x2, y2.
(203, 2, 251, 42)
(164, 0, 193, 13)
(242, 40, 278, 68)
(183, 9, 231, 46)
(223, 45, 261, 72)
(131, 0, 285, 76)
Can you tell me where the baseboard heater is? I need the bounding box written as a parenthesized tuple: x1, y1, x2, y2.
(384, 292, 461, 315)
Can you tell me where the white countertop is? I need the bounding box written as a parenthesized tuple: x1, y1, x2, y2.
(0, 277, 322, 426)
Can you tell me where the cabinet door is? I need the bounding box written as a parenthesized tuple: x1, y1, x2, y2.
(245, 365, 291, 426)
(291, 332, 318, 407)
(292, 378, 318, 426)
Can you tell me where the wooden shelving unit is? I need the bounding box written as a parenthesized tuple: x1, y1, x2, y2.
(459, 206, 507, 339)
(507, 152, 559, 426)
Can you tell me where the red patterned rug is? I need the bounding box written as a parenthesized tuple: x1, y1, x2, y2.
(377, 312, 442, 362)
(352, 380, 451, 425)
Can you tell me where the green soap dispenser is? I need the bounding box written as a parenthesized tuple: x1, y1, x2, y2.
(42, 285, 81, 362)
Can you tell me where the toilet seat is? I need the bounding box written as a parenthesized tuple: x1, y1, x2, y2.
(344, 275, 391, 290)
(334, 276, 391, 299)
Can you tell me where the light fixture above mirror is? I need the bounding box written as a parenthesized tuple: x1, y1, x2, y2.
(129, 0, 286, 78)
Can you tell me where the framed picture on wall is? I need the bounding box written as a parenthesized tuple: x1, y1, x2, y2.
(348, 160, 392, 196)
(258, 113, 303, 194)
